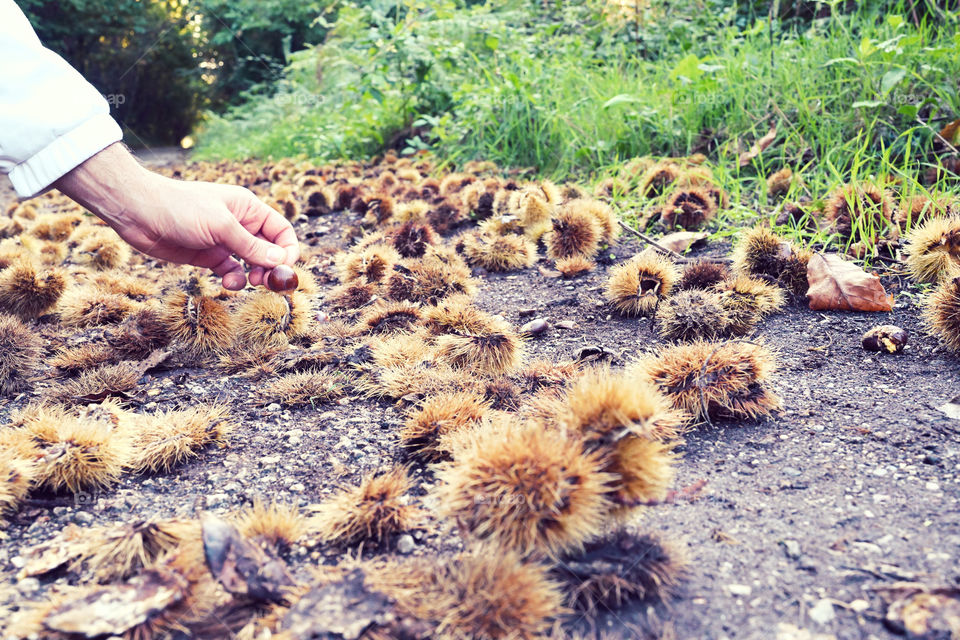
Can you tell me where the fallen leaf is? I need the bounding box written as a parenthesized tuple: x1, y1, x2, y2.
(202, 514, 295, 603)
(282, 569, 396, 640)
(538, 265, 562, 278)
(20, 525, 85, 578)
(659, 231, 708, 253)
(806, 253, 893, 312)
(871, 582, 960, 638)
(738, 124, 778, 167)
(44, 569, 187, 637)
(938, 395, 960, 420)
(939, 119, 960, 146)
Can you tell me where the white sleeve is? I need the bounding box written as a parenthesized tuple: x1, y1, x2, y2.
(0, 0, 123, 198)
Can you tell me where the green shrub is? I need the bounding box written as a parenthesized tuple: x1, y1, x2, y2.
(193, 0, 960, 200)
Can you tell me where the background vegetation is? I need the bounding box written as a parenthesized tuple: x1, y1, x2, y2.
(19, 0, 336, 144)
(22, 0, 960, 230)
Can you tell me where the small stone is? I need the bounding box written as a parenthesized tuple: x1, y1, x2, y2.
(727, 584, 752, 596)
(73, 511, 94, 526)
(396, 534, 416, 554)
(520, 318, 549, 336)
(781, 539, 802, 559)
(554, 320, 578, 330)
(782, 467, 802, 477)
(849, 599, 870, 613)
(267, 403, 281, 412)
(206, 493, 228, 508)
(287, 429, 304, 439)
(518, 308, 538, 318)
(289, 483, 305, 493)
(808, 599, 835, 625)
(17, 577, 40, 593)
(222, 481, 241, 493)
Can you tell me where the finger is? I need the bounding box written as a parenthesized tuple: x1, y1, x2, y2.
(248, 265, 266, 287)
(232, 194, 301, 265)
(219, 217, 287, 269)
(210, 254, 247, 291)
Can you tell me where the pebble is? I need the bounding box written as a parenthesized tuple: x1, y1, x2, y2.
(206, 493, 228, 508)
(554, 320, 578, 330)
(808, 599, 835, 625)
(266, 403, 281, 412)
(782, 467, 802, 477)
(17, 577, 40, 593)
(73, 511, 94, 526)
(727, 584, 752, 596)
(289, 483, 305, 493)
(849, 599, 870, 613)
(520, 318, 549, 336)
(396, 534, 416, 554)
(781, 539, 801, 559)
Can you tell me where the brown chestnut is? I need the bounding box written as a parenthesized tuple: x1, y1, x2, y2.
(266, 264, 298, 293)
(861, 325, 908, 354)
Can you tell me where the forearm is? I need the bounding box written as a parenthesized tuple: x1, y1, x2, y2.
(53, 143, 154, 228)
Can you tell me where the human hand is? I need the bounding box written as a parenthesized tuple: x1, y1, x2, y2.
(54, 143, 299, 290)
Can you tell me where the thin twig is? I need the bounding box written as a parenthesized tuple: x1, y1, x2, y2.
(617, 219, 732, 264)
(917, 116, 960, 157)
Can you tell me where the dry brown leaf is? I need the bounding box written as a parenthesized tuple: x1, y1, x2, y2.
(659, 231, 708, 253)
(538, 265, 562, 278)
(201, 514, 294, 603)
(872, 582, 960, 638)
(738, 124, 778, 167)
(939, 119, 960, 146)
(805, 253, 893, 312)
(282, 570, 397, 640)
(44, 569, 188, 637)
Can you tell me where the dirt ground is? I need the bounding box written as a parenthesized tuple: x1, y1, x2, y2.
(1, 165, 959, 640)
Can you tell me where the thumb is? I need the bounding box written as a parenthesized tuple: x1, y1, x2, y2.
(218, 218, 287, 268)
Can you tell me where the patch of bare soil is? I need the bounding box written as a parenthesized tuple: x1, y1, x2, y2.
(0, 161, 958, 640)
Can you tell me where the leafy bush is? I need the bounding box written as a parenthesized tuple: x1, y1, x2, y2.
(193, 0, 960, 194)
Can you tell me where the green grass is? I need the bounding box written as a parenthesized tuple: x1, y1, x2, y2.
(192, 0, 960, 256)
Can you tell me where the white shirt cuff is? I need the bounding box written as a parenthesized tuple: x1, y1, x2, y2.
(7, 113, 122, 198)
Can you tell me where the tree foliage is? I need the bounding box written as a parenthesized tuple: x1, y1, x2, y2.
(18, 0, 334, 144)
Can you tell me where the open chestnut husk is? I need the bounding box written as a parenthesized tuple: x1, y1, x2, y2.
(862, 325, 908, 354)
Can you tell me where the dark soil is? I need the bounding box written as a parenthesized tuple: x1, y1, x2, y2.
(1, 170, 959, 640)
